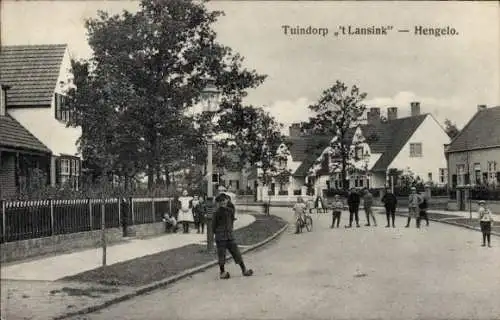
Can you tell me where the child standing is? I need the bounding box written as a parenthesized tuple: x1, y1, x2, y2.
(478, 200, 494, 248)
(213, 193, 253, 279)
(330, 195, 343, 228)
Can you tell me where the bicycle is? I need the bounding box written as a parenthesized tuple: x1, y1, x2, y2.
(296, 212, 313, 232)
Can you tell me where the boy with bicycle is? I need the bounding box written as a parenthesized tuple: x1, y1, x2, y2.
(293, 196, 307, 234)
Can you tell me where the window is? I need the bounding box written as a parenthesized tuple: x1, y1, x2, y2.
(54, 93, 72, 123)
(59, 157, 80, 190)
(60, 159, 70, 175)
(457, 164, 465, 186)
(439, 168, 447, 184)
(473, 163, 481, 184)
(409, 143, 422, 157)
(487, 161, 497, 182)
(428, 172, 432, 181)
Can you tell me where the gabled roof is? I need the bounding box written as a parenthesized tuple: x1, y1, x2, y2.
(286, 135, 332, 177)
(446, 106, 500, 153)
(0, 114, 51, 153)
(284, 135, 332, 162)
(361, 114, 428, 172)
(0, 44, 67, 106)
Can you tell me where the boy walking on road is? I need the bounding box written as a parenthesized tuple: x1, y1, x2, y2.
(213, 193, 254, 279)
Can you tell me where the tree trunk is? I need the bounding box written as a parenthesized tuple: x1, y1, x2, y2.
(164, 167, 170, 187)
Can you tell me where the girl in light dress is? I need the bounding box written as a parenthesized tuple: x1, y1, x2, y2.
(178, 190, 194, 233)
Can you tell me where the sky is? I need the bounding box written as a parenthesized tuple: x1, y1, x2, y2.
(2, 1, 499, 132)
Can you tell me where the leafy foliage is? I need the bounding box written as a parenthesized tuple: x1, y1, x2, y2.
(444, 118, 460, 139)
(65, 0, 266, 191)
(304, 81, 368, 190)
(218, 106, 284, 185)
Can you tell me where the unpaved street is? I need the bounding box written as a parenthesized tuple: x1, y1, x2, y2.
(76, 208, 500, 320)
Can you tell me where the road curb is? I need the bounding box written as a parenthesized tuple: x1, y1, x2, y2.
(374, 210, 500, 237)
(54, 218, 289, 320)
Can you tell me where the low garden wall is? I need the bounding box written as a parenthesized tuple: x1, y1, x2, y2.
(1, 227, 122, 263)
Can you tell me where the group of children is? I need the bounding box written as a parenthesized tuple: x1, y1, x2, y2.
(293, 188, 495, 248)
(163, 190, 207, 234)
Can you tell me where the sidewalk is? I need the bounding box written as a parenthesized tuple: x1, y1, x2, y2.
(0, 213, 255, 281)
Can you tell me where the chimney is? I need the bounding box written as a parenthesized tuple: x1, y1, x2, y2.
(477, 104, 487, 112)
(289, 123, 302, 137)
(367, 107, 381, 125)
(410, 101, 420, 116)
(387, 107, 398, 121)
(0, 84, 10, 117)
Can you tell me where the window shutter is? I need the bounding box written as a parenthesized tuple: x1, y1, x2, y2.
(464, 173, 470, 185)
(452, 174, 457, 187)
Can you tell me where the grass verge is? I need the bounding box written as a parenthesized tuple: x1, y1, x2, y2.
(60, 214, 287, 287)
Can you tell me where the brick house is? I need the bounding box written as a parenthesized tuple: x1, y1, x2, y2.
(445, 105, 500, 189)
(0, 44, 82, 192)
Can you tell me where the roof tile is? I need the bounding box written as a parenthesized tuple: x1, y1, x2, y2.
(0, 114, 51, 153)
(0, 44, 67, 106)
(446, 106, 500, 153)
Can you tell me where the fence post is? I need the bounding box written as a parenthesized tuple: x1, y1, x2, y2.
(50, 199, 54, 236)
(1, 199, 5, 242)
(101, 199, 107, 266)
(151, 198, 155, 222)
(117, 197, 121, 228)
(88, 198, 92, 230)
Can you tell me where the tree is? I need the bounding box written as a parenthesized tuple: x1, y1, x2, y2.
(304, 81, 368, 191)
(218, 106, 284, 187)
(444, 118, 460, 139)
(67, 0, 266, 190)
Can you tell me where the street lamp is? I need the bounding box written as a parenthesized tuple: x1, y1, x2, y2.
(201, 77, 221, 252)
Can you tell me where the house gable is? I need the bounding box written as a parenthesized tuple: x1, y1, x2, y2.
(366, 114, 428, 172)
(388, 114, 450, 181)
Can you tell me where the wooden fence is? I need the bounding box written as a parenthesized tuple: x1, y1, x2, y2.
(0, 197, 173, 243)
